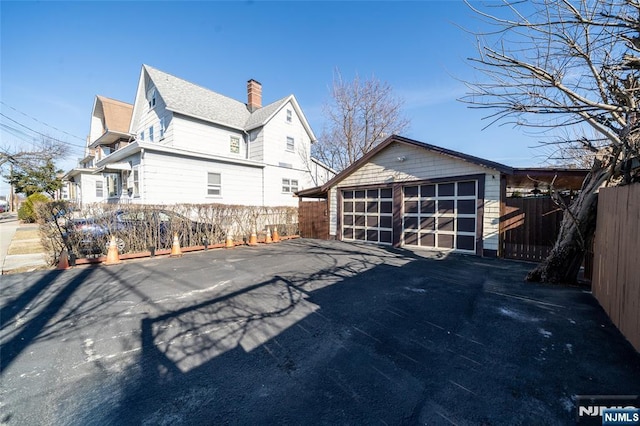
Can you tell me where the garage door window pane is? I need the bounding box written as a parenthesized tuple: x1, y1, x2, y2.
(438, 217, 454, 231)
(380, 231, 392, 243)
(458, 181, 476, 196)
(355, 190, 366, 199)
(355, 202, 365, 213)
(457, 199, 476, 215)
(457, 235, 475, 251)
(438, 234, 454, 248)
(380, 216, 392, 228)
(457, 217, 475, 233)
(344, 202, 353, 213)
(420, 217, 435, 230)
(355, 228, 366, 240)
(380, 201, 393, 213)
(404, 201, 419, 214)
(421, 200, 435, 214)
(405, 217, 418, 230)
(438, 183, 455, 196)
(355, 215, 366, 226)
(438, 200, 454, 214)
(380, 188, 392, 198)
(367, 216, 378, 227)
(420, 233, 435, 247)
(343, 227, 354, 239)
(343, 191, 354, 199)
(404, 232, 418, 245)
(367, 230, 379, 241)
(421, 185, 435, 197)
(404, 186, 419, 197)
(367, 189, 378, 198)
(343, 215, 354, 226)
(367, 201, 378, 213)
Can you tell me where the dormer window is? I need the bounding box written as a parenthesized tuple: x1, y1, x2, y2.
(286, 109, 292, 123)
(147, 87, 156, 109)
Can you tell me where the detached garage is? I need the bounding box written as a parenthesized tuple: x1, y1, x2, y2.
(298, 135, 588, 258)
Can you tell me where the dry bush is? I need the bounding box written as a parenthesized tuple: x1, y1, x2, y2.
(36, 201, 299, 261)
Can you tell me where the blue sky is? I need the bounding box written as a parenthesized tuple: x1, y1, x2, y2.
(1, 1, 552, 196)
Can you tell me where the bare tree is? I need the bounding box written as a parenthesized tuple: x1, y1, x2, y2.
(462, 0, 640, 283)
(313, 69, 410, 172)
(0, 137, 68, 169)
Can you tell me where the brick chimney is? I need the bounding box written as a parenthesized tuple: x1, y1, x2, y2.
(247, 79, 262, 112)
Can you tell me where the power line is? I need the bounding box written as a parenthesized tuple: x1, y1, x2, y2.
(0, 101, 86, 142)
(0, 113, 86, 149)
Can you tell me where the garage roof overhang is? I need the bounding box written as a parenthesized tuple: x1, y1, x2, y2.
(295, 135, 591, 198)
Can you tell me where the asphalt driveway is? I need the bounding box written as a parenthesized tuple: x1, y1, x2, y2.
(1, 239, 639, 425)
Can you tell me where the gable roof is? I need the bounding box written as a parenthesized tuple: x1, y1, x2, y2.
(96, 96, 133, 133)
(136, 65, 315, 140)
(297, 135, 513, 197)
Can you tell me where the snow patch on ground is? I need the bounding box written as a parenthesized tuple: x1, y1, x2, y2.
(498, 307, 540, 322)
(538, 328, 553, 338)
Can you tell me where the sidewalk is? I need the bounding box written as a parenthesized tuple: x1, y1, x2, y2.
(0, 214, 50, 275)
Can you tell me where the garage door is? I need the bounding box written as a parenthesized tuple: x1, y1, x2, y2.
(402, 180, 477, 253)
(342, 188, 393, 245)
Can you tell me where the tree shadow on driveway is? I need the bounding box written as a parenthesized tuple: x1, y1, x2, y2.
(70, 243, 640, 425)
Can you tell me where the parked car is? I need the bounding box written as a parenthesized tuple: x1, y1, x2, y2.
(65, 209, 220, 256)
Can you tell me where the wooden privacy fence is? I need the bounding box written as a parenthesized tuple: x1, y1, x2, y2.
(592, 184, 640, 352)
(299, 200, 329, 240)
(501, 197, 564, 262)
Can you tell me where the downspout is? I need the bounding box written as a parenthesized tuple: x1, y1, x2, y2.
(140, 148, 145, 203)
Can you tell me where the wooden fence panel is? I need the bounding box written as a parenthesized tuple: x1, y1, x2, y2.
(501, 197, 564, 262)
(299, 199, 330, 240)
(592, 184, 640, 352)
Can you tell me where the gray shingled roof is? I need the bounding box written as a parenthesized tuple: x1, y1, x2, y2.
(144, 65, 289, 131)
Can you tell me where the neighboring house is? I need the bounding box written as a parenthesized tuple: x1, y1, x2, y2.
(297, 135, 588, 257)
(78, 64, 333, 207)
(63, 96, 134, 206)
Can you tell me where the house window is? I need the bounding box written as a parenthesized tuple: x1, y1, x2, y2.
(160, 117, 166, 139)
(96, 180, 104, 198)
(207, 172, 222, 197)
(282, 178, 298, 193)
(139, 130, 145, 141)
(106, 173, 120, 198)
(132, 166, 140, 197)
(230, 136, 240, 154)
(147, 88, 156, 109)
(286, 109, 292, 123)
(148, 126, 154, 142)
(286, 137, 295, 151)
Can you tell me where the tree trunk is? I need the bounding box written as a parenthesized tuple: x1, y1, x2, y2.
(526, 163, 611, 284)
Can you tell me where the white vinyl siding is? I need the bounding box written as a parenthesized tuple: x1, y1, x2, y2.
(171, 115, 246, 157)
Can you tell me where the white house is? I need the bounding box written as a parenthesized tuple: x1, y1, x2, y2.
(80, 65, 333, 207)
(63, 96, 134, 206)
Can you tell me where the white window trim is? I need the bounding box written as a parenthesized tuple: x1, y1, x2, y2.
(132, 166, 140, 198)
(207, 172, 222, 198)
(286, 136, 295, 152)
(230, 136, 240, 154)
(282, 178, 299, 194)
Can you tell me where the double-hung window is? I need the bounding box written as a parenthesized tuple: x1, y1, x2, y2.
(148, 125, 154, 142)
(286, 137, 295, 151)
(139, 130, 145, 141)
(230, 136, 240, 154)
(286, 109, 292, 123)
(207, 172, 222, 197)
(132, 166, 140, 197)
(147, 88, 156, 109)
(96, 180, 104, 198)
(282, 178, 298, 193)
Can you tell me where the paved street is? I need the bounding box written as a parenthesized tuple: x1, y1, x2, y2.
(1, 239, 639, 425)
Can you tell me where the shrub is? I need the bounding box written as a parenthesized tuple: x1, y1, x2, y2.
(18, 193, 50, 223)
